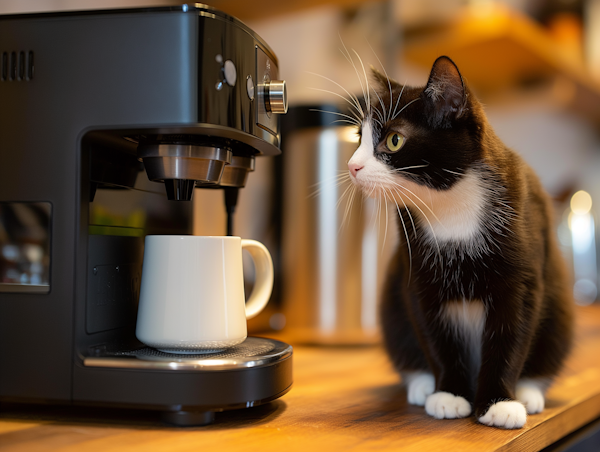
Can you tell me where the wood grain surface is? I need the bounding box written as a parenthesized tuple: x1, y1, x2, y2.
(1, 305, 600, 452)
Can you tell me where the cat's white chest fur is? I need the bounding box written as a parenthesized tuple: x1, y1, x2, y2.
(414, 171, 488, 244)
(348, 121, 489, 246)
(442, 300, 486, 372)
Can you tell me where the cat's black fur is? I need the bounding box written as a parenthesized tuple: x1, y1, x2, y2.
(350, 56, 574, 427)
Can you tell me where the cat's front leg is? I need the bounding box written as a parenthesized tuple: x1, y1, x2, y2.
(516, 378, 547, 414)
(479, 379, 544, 428)
(417, 302, 475, 420)
(475, 294, 537, 429)
(402, 371, 435, 406)
(425, 391, 472, 419)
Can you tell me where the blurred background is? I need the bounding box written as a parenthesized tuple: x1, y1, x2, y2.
(2, 0, 600, 339)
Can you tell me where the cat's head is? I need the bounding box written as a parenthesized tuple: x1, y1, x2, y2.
(348, 56, 486, 201)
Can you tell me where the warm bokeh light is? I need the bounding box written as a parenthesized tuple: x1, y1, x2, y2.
(571, 190, 593, 215)
(341, 126, 361, 144)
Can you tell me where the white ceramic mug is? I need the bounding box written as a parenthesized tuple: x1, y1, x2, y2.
(135, 235, 273, 354)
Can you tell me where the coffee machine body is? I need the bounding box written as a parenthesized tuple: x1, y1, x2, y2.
(0, 5, 291, 424)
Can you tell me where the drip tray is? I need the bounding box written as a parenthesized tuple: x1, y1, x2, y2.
(79, 337, 293, 426)
(84, 337, 292, 371)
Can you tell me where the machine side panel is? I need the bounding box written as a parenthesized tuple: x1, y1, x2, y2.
(0, 11, 198, 402)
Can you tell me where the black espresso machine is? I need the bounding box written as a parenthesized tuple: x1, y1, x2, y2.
(0, 4, 291, 426)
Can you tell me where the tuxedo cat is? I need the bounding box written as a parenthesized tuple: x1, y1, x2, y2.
(347, 56, 574, 429)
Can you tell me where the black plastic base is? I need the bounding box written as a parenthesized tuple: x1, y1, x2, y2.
(161, 410, 215, 426)
(70, 338, 293, 427)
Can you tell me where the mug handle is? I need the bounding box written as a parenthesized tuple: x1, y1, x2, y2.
(241, 239, 274, 319)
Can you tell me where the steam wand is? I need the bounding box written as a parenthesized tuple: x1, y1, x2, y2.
(224, 187, 239, 236)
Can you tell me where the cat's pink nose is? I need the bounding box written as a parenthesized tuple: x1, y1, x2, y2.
(349, 163, 363, 178)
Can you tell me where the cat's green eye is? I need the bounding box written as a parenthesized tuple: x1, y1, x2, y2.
(385, 132, 405, 152)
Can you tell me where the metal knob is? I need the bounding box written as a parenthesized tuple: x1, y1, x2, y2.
(265, 80, 288, 114)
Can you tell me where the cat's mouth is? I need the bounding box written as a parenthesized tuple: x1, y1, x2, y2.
(349, 165, 410, 199)
(348, 169, 385, 197)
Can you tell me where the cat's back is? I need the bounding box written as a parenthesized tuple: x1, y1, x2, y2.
(491, 141, 572, 316)
(482, 127, 556, 243)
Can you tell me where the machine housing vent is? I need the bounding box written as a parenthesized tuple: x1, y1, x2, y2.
(1, 50, 34, 81)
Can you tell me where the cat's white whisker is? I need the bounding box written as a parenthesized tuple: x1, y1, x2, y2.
(330, 119, 362, 126)
(391, 184, 442, 257)
(349, 107, 363, 124)
(308, 87, 364, 121)
(377, 187, 389, 251)
(394, 164, 430, 172)
(337, 183, 357, 232)
(393, 187, 417, 238)
(309, 171, 350, 187)
(392, 191, 413, 285)
(309, 109, 362, 126)
(372, 117, 384, 129)
(306, 70, 364, 118)
(391, 82, 407, 120)
(341, 184, 357, 230)
(377, 195, 382, 241)
(335, 174, 353, 196)
(337, 40, 369, 116)
(335, 186, 353, 211)
(367, 182, 378, 202)
(366, 40, 394, 123)
(396, 97, 421, 116)
(333, 175, 352, 187)
(442, 168, 465, 176)
(368, 186, 380, 231)
(308, 172, 351, 199)
(371, 102, 385, 124)
(386, 77, 393, 123)
(382, 190, 390, 251)
(351, 49, 372, 118)
(388, 180, 444, 227)
(372, 88, 388, 125)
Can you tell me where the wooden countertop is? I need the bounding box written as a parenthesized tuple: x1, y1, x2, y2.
(1, 305, 600, 451)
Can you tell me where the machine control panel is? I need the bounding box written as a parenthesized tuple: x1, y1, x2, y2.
(264, 80, 287, 114)
(256, 46, 287, 135)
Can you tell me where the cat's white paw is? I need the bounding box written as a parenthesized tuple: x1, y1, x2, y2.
(405, 373, 435, 406)
(516, 380, 545, 414)
(425, 391, 471, 419)
(478, 401, 527, 429)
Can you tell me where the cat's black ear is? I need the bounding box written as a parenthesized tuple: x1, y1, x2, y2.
(422, 56, 467, 127)
(371, 66, 396, 90)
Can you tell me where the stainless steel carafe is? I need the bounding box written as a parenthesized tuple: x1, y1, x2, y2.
(281, 107, 395, 344)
